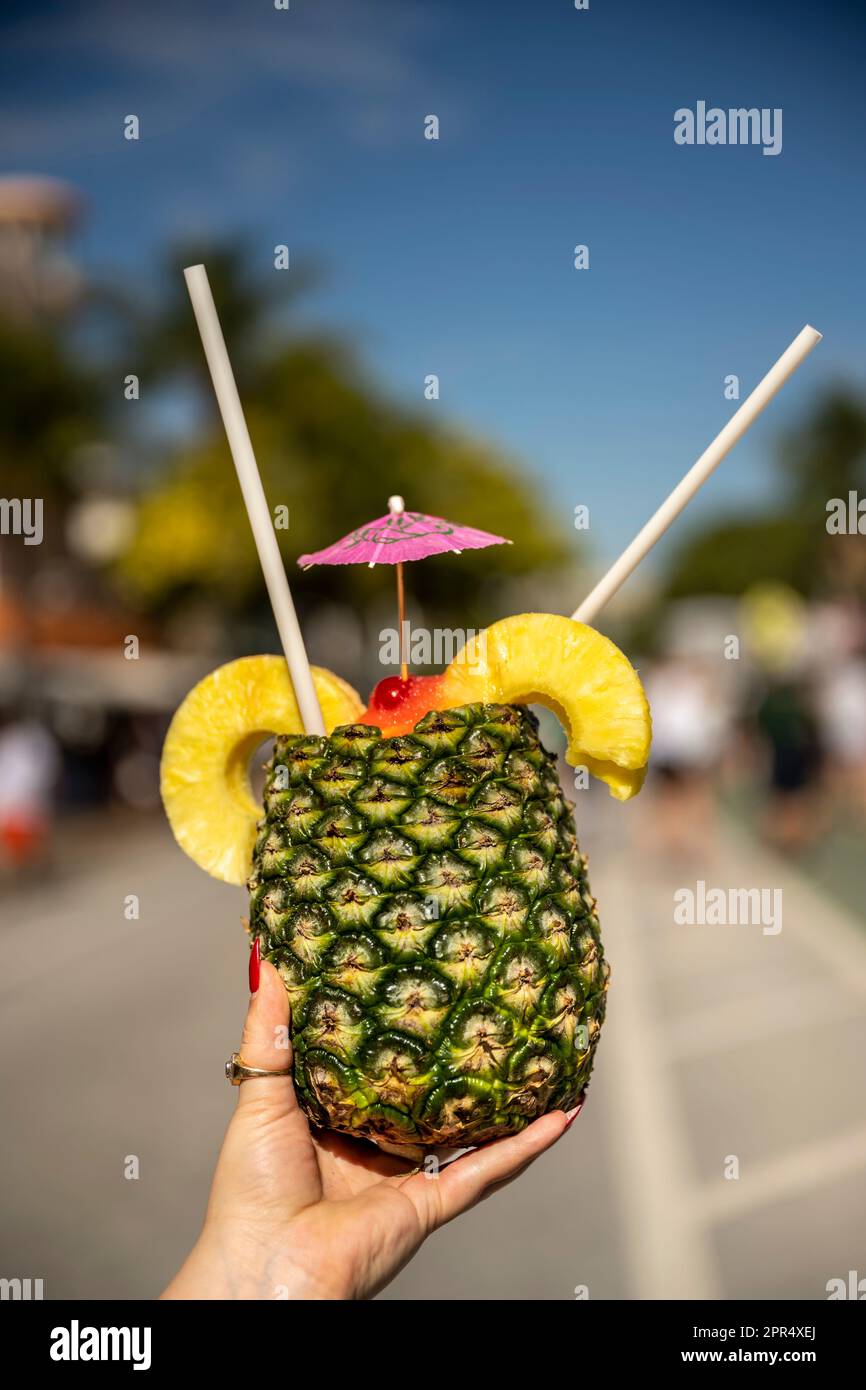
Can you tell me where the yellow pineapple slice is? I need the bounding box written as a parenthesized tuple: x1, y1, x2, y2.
(439, 613, 651, 800)
(161, 656, 364, 884)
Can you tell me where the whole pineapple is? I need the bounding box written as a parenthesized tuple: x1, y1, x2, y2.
(161, 615, 651, 1151)
(248, 702, 609, 1149)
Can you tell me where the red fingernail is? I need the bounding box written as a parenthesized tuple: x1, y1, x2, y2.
(564, 1103, 583, 1128)
(249, 938, 260, 995)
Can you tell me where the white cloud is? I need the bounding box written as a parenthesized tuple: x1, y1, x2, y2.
(0, 0, 440, 160)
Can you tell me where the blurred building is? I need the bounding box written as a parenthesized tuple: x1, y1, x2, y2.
(0, 174, 83, 320)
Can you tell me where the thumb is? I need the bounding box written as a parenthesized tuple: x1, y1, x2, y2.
(207, 950, 319, 1226)
(235, 949, 299, 1119)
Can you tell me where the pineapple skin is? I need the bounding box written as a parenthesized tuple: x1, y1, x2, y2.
(248, 703, 609, 1150)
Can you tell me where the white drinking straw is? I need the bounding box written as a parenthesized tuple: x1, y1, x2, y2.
(183, 263, 326, 735)
(573, 325, 822, 624)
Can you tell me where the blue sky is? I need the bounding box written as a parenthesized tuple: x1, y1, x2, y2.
(1, 0, 864, 577)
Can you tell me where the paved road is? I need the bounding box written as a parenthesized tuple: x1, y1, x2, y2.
(1, 792, 864, 1300)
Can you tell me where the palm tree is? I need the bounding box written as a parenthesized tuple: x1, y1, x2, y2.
(114, 241, 574, 636)
(134, 240, 319, 401)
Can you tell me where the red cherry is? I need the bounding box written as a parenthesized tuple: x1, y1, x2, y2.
(370, 676, 417, 710)
(361, 673, 446, 733)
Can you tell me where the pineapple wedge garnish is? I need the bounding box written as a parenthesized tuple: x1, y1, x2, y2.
(162, 615, 651, 887)
(161, 656, 364, 884)
(439, 613, 651, 800)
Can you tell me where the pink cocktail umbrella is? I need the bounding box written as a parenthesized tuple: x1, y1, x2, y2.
(298, 496, 510, 678)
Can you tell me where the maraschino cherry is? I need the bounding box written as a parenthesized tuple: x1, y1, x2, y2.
(360, 673, 446, 735)
(369, 675, 416, 710)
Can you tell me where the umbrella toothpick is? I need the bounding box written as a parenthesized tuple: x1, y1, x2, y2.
(388, 495, 409, 679)
(396, 561, 408, 680)
(296, 502, 508, 685)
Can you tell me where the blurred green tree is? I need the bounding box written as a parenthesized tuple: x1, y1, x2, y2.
(0, 317, 99, 502)
(115, 243, 572, 632)
(784, 391, 866, 505)
(661, 389, 866, 603)
(663, 515, 813, 598)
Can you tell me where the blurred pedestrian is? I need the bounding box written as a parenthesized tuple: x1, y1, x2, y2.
(755, 678, 824, 852)
(817, 653, 866, 820)
(0, 709, 60, 871)
(641, 658, 729, 860)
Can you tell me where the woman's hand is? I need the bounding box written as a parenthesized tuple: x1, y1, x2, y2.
(162, 958, 580, 1300)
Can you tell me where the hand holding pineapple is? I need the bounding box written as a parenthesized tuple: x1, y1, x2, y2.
(162, 955, 581, 1300)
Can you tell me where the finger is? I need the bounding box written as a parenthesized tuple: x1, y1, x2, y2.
(235, 954, 301, 1124)
(207, 956, 320, 1223)
(477, 1101, 583, 1202)
(400, 1109, 570, 1231)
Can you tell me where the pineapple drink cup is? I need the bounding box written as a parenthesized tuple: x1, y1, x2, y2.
(162, 614, 652, 1151)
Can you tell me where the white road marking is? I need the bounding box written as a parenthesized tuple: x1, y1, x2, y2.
(600, 853, 722, 1299)
(664, 980, 861, 1061)
(685, 1120, 866, 1223)
(724, 821, 866, 1001)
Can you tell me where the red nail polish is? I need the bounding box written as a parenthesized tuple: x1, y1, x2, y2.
(249, 938, 260, 995)
(564, 1103, 583, 1128)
